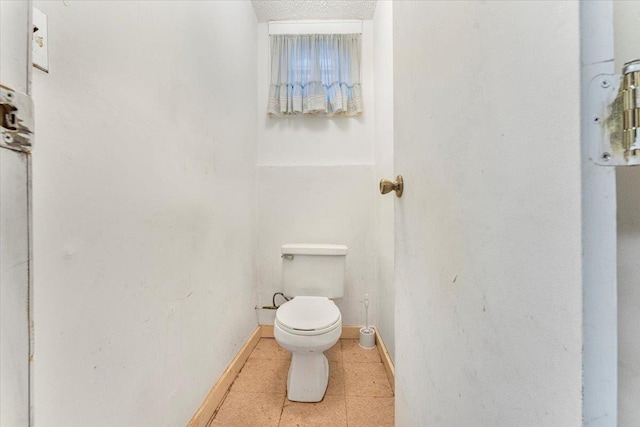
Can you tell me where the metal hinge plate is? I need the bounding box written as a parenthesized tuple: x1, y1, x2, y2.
(590, 60, 640, 166)
(1, 85, 34, 153)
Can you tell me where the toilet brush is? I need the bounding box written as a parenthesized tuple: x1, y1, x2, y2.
(363, 294, 372, 333)
(359, 294, 375, 349)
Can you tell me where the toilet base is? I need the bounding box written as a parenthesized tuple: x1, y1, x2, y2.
(286, 353, 329, 402)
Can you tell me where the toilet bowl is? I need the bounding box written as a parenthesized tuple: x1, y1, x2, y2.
(275, 243, 347, 402)
(274, 296, 342, 402)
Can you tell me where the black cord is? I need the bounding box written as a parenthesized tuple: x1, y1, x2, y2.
(273, 292, 290, 308)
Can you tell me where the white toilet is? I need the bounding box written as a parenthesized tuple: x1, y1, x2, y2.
(274, 243, 347, 402)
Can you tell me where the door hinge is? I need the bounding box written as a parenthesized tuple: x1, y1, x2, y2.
(1, 84, 34, 153)
(590, 59, 640, 166)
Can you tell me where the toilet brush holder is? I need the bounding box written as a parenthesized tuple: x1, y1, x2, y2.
(359, 327, 376, 349)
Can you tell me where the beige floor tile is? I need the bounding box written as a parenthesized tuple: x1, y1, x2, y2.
(341, 339, 381, 363)
(346, 396, 394, 427)
(326, 361, 345, 396)
(325, 340, 343, 362)
(231, 357, 288, 394)
(210, 391, 285, 427)
(250, 338, 292, 360)
(344, 363, 393, 397)
(215, 341, 394, 427)
(279, 395, 347, 427)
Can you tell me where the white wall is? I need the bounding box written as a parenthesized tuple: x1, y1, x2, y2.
(615, 1, 640, 424)
(255, 22, 378, 327)
(393, 2, 584, 425)
(372, 0, 395, 361)
(256, 165, 377, 326)
(32, 2, 258, 426)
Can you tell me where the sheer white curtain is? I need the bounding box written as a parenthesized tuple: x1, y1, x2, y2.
(267, 34, 362, 117)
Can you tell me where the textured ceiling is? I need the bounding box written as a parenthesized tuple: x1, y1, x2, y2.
(251, 0, 377, 22)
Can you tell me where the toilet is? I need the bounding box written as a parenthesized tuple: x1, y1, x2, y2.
(274, 243, 347, 402)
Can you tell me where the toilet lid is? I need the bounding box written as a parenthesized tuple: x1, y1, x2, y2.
(276, 296, 341, 332)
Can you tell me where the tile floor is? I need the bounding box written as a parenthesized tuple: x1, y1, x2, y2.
(210, 338, 394, 426)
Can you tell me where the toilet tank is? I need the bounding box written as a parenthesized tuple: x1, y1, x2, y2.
(281, 244, 348, 298)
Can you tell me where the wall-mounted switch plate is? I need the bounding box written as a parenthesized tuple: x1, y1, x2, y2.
(32, 7, 48, 73)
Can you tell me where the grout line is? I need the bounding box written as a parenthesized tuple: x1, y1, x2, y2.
(342, 346, 349, 426)
(344, 366, 350, 425)
(277, 392, 286, 426)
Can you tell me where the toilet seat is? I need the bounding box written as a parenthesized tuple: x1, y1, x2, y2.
(275, 296, 341, 336)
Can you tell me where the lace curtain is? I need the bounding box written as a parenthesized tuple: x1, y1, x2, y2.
(267, 34, 363, 117)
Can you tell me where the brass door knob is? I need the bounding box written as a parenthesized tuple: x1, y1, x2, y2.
(379, 175, 403, 197)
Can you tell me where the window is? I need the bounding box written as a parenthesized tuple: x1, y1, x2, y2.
(267, 33, 362, 117)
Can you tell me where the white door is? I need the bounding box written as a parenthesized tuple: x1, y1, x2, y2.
(0, 2, 33, 426)
(393, 2, 593, 426)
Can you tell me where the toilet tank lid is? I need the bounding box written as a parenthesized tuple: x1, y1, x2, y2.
(281, 244, 348, 256)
